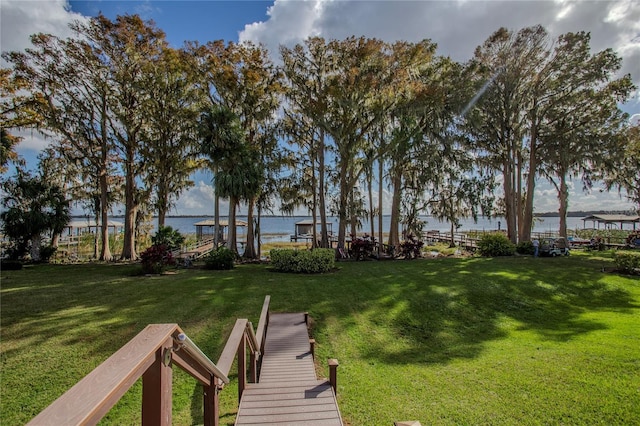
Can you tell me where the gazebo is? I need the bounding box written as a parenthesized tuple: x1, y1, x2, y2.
(194, 219, 248, 242)
(581, 214, 639, 231)
(290, 219, 334, 243)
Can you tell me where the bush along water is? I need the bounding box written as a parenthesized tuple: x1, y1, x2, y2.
(477, 233, 516, 257)
(204, 247, 236, 270)
(613, 251, 640, 275)
(270, 248, 335, 273)
(152, 225, 185, 251)
(140, 244, 175, 274)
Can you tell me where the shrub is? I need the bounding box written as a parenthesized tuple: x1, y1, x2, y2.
(516, 240, 534, 255)
(38, 245, 57, 263)
(151, 226, 185, 251)
(0, 260, 23, 270)
(204, 247, 235, 270)
(400, 236, 424, 259)
(477, 233, 515, 257)
(270, 248, 335, 273)
(613, 251, 640, 274)
(140, 244, 175, 274)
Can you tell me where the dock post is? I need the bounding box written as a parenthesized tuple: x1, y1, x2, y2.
(328, 358, 339, 394)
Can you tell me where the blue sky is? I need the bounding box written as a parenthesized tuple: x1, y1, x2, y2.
(2, 0, 639, 215)
(68, 1, 270, 46)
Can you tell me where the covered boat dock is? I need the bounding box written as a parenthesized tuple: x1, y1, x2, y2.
(581, 214, 639, 231)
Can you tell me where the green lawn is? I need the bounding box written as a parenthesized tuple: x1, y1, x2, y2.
(1, 251, 639, 425)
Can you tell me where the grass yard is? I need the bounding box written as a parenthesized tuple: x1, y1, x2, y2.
(1, 250, 639, 425)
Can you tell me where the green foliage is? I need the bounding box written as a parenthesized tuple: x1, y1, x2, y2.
(203, 246, 236, 270)
(516, 240, 534, 255)
(613, 251, 640, 274)
(38, 245, 57, 263)
(477, 233, 516, 257)
(139, 244, 175, 274)
(151, 225, 185, 251)
(270, 248, 335, 273)
(0, 169, 70, 260)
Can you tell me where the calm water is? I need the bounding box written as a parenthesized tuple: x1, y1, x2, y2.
(158, 215, 588, 242)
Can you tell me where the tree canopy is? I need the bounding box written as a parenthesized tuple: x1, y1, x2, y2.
(2, 16, 637, 256)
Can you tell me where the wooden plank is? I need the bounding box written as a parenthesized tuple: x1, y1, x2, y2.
(236, 313, 342, 426)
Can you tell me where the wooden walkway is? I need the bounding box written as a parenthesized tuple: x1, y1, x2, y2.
(236, 313, 343, 426)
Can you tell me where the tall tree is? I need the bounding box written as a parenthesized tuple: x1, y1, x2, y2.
(604, 123, 640, 212)
(522, 30, 634, 240)
(142, 46, 203, 227)
(198, 105, 246, 252)
(536, 35, 635, 236)
(192, 40, 282, 258)
(4, 30, 117, 260)
(281, 38, 333, 248)
(87, 14, 167, 260)
(468, 26, 547, 243)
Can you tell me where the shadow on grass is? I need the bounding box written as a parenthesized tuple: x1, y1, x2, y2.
(322, 255, 637, 366)
(1, 253, 638, 424)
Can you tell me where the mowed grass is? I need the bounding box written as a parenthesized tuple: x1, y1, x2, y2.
(1, 251, 639, 425)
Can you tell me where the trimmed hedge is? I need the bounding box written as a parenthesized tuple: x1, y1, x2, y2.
(516, 240, 534, 255)
(613, 251, 640, 274)
(477, 233, 516, 257)
(204, 247, 235, 270)
(270, 248, 335, 273)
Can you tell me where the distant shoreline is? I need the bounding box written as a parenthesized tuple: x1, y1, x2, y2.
(70, 210, 636, 219)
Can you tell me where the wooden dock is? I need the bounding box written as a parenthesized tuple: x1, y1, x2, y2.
(235, 313, 343, 426)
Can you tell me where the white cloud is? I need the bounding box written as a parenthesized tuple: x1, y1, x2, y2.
(173, 180, 216, 216)
(1, 0, 87, 61)
(2, 1, 88, 153)
(240, 0, 639, 109)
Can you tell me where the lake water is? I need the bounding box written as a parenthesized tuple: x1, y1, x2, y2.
(158, 215, 588, 242)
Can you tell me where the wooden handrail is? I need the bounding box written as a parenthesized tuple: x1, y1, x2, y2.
(27, 324, 180, 425)
(26, 296, 272, 426)
(255, 295, 270, 354)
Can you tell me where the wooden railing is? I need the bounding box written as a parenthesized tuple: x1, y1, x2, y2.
(27, 296, 271, 426)
(172, 237, 216, 259)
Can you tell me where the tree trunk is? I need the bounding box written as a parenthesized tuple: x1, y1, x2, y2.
(30, 234, 42, 262)
(99, 166, 112, 261)
(244, 197, 257, 259)
(214, 165, 220, 247)
(228, 196, 237, 254)
(337, 161, 350, 248)
(311, 151, 318, 249)
(378, 155, 384, 257)
(318, 129, 329, 248)
(450, 221, 456, 248)
(349, 186, 358, 238)
(368, 167, 375, 238)
(503, 159, 518, 244)
(256, 205, 262, 258)
(157, 188, 167, 228)
(521, 125, 538, 243)
(388, 168, 402, 249)
(558, 171, 569, 238)
(121, 154, 138, 260)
